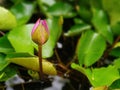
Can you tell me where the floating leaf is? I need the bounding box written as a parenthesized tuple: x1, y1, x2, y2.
(8, 57, 57, 75)
(10, 1, 36, 26)
(92, 9, 113, 44)
(77, 30, 106, 66)
(8, 24, 34, 55)
(64, 24, 91, 36)
(0, 6, 17, 30)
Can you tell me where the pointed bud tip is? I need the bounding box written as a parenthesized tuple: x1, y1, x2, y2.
(31, 18, 49, 45)
(31, 18, 41, 34)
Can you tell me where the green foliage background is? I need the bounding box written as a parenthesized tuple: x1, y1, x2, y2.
(0, 0, 120, 89)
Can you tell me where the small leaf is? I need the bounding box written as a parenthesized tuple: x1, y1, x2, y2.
(114, 42, 120, 48)
(8, 57, 57, 75)
(0, 35, 14, 54)
(0, 65, 17, 81)
(42, 0, 55, 6)
(77, 30, 106, 66)
(113, 58, 120, 68)
(64, 24, 91, 36)
(8, 24, 34, 55)
(28, 70, 39, 79)
(10, 1, 36, 26)
(73, 18, 84, 24)
(92, 9, 113, 44)
(47, 2, 76, 18)
(0, 54, 9, 71)
(0, 6, 17, 30)
(6, 52, 34, 58)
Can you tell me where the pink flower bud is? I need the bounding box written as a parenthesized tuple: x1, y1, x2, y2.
(31, 18, 49, 45)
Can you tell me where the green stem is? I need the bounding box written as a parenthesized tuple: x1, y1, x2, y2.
(38, 45, 43, 80)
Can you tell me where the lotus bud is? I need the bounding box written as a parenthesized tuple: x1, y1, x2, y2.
(31, 18, 49, 45)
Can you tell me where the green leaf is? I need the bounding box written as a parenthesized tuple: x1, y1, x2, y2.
(77, 30, 106, 66)
(42, 17, 63, 58)
(85, 66, 120, 87)
(47, 2, 76, 18)
(73, 18, 85, 24)
(111, 22, 120, 35)
(28, 70, 39, 80)
(113, 58, 120, 68)
(92, 9, 113, 44)
(42, 0, 55, 6)
(0, 65, 17, 81)
(110, 48, 120, 57)
(10, 1, 36, 26)
(0, 6, 17, 30)
(77, 0, 92, 22)
(64, 24, 91, 37)
(109, 79, 120, 89)
(71, 63, 120, 87)
(0, 35, 14, 54)
(102, 0, 120, 25)
(6, 52, 34, 59)
(71, 63, 86, 76)
(0, 54, 9, 71)
(8, 24, 34, 55)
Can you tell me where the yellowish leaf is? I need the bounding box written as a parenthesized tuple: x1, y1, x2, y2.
(9, 57, 57, 75)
